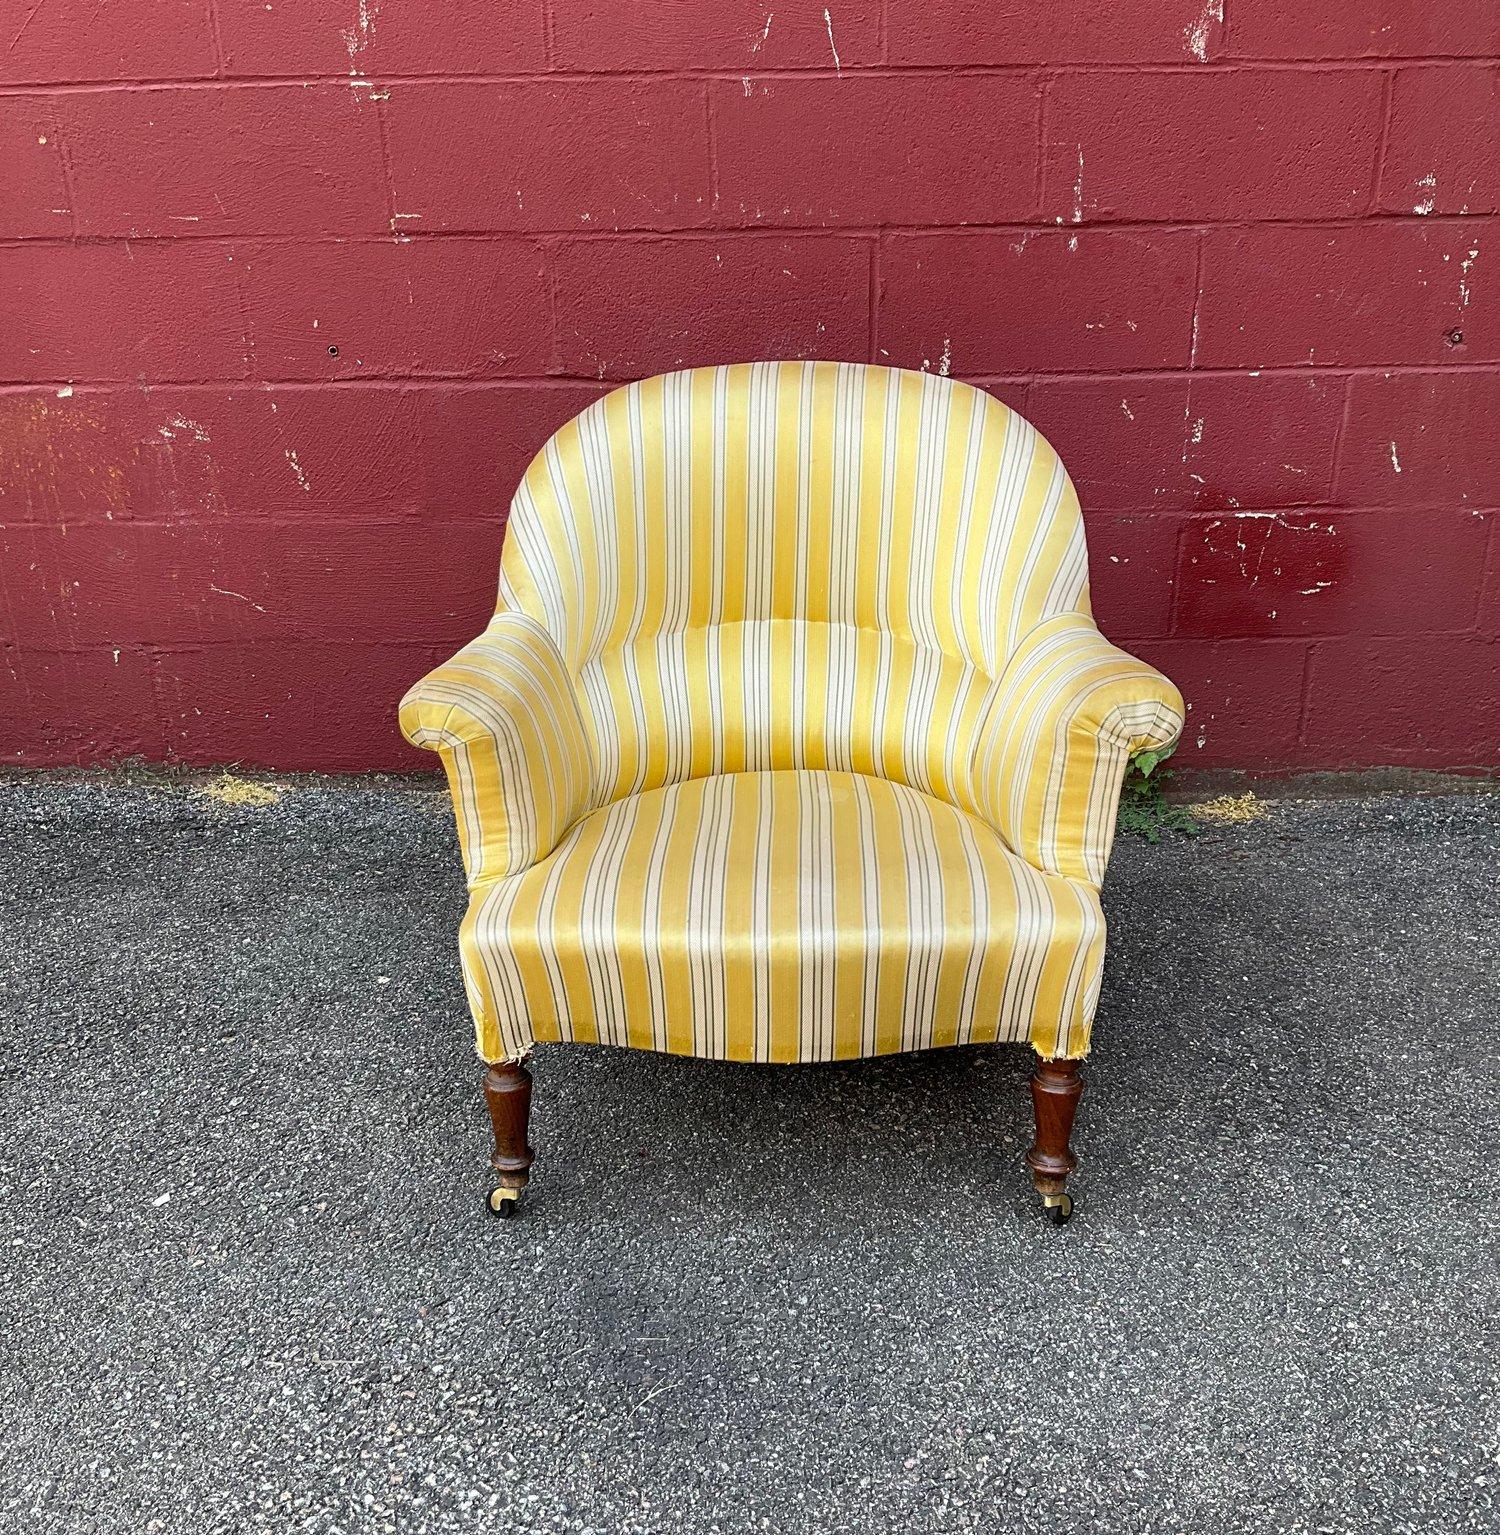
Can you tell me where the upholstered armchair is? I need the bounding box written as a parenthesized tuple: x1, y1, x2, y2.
(401, 362, 1183, 1224)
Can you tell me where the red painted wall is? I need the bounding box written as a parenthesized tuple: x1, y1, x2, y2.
(2, 2, 1497, 773)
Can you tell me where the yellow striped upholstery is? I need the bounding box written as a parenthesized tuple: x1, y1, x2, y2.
(975, 612, 1189, 888)
(400, 613, 594, 883)
(402, 362, 1183, 1065)
(462, 772, 1105, 1063)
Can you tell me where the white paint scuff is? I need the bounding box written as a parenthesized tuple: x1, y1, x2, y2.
(210, 585, 268, 613)
(752, 11, 774, 53)
(342, 0, 378, 66)
(285, 448, 312, 492)
(1413, 172, 1437, 216)
(158, 415, 210, 444)
(823, 8, 841, 73)
(1184, 1, 1223, 63)
(1389, 441, 1402, 473)
(1459, 247, 1479, 309)
(343, 0, 385, 97)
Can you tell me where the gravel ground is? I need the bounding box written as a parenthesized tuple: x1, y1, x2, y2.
(0, 774, 1496, 1535)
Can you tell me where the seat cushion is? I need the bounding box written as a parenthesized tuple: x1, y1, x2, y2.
(459, 770, 1105, 1065)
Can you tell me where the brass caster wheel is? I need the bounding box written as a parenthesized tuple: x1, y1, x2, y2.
(486, 1185, 524, 1220)
(1041, 1190, 1074, 1227)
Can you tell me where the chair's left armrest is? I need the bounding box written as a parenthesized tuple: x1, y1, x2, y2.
(400, 611, 596, 885)
(973, 613, 1185, 887)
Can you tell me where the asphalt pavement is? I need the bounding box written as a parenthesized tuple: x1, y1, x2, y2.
(1, 773, 1495, 1534)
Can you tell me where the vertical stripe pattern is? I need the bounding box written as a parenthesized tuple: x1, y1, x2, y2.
(399, 611, 595, 883)
(460, 772, 1107, 1066)
(402, 362, 1184, 1065)
(975, 612, 1187, 889)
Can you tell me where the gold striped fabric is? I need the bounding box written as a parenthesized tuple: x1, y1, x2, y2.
(461, 771, 1105, 1064)
(399, 613, 594, 883)
(975, 612, 1191, 888)
(402, 362, 1184, 1065)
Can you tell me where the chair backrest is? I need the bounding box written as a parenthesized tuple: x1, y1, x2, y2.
(496, 361, 1092, 807)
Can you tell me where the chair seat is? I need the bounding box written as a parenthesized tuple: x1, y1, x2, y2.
(459, 770, 1104, 1065)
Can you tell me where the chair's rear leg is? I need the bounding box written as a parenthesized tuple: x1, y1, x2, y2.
(483, 1057, 534, 1218)
(1025, 1057, 1083, 1226)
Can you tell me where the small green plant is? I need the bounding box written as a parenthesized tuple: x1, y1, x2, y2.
(1116, 744, 1200, 843)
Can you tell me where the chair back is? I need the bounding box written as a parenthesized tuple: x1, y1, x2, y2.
(497, 361, 1091, 806)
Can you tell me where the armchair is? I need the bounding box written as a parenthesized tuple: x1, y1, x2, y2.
(402, 362, 1183, 1223)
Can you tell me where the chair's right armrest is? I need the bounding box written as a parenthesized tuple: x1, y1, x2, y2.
(972, 613, 1185, 888)
(400, 611, 595, 884)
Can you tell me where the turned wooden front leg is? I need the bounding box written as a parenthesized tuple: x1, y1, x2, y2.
(483, 1058, 535, 1197)
(1025, 1057, 1083, 1201)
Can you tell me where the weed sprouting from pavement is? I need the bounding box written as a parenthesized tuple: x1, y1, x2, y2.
(1117, 745, 1201, 843)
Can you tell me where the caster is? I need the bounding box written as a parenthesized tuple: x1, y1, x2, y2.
(486, 1185, 523, 1219)
(1041, 1190, 1074, 1227)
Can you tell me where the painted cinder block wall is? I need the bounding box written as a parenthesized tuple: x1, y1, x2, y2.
(2, 1, 1497, 773)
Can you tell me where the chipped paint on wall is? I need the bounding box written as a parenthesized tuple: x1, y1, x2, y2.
(5, 3, 1496, 773)
(342, 0, 379, 67)
(284, 448, 312, 493)
(1183, 1, 1224, 63)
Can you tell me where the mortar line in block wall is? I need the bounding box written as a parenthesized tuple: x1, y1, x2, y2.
(1034, 70, 1053, 216)
(1368, 68, 1397, 217)
(16, 623, 1489, 662)
(26, 640, 514, 659)
(1164, 514, 1191, 638)
(1175, 233, 1207, 487)
(702, 81, 721, 216)
(10, 509, 1498, 528)
(6, 362, 1500, 393)
(4, 638, 1335, 666)
(142, 644, 173, 760)
(1294, 642, 1318, 745)
(539, 236, 564, 376)
(7, 208, 1493, 250)
(224, 245, 256, 378)
(371, 95, 401, 236)
(1327, 373, 1357, 504)
(50, 115, 80, 243)
(1483, 510, 1500, 619)
(540, 0, 557, 72)
(0, 516, 526, 534)
(1459, 518, 1494, 631)
(204, 0, 226, 78)
(3, 58, 1500, 94)
(866, 236, 880, 365)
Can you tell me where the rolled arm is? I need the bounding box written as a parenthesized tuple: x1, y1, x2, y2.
(974, 613, 1184, 887)
(400, 610, 596, 884)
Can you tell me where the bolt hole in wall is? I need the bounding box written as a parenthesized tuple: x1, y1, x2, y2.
(0, 2, 1496, 774)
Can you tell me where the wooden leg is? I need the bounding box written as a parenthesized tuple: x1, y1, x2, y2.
(1025, 1056, 1083, 1225)
(482, 1057, 534, 1218)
